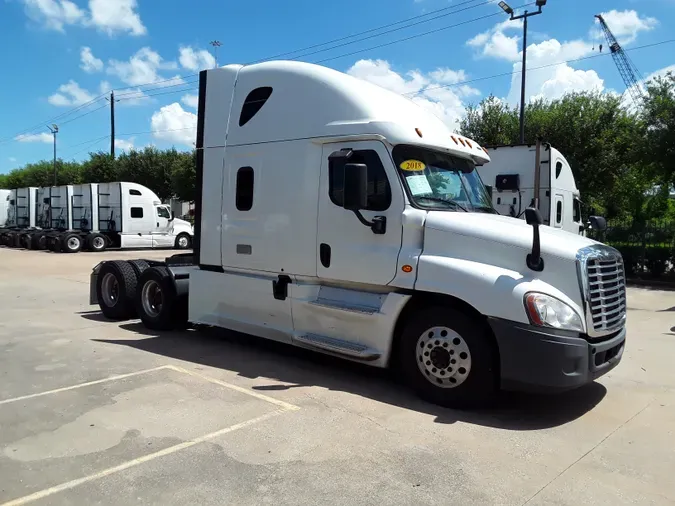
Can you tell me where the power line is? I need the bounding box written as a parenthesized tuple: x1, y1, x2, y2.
(116, 83, 198, 102)
(254, 0, 491, 62)
(313, 3, 535, 64)
(115, 79, 198, 98)
(58, 103, 109, 126)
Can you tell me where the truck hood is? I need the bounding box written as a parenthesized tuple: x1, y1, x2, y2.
(425, 211, 598, 262)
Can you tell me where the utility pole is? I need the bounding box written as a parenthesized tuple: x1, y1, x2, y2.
(106, 91, 118, 159)
(499, 0, 547, 144)
(210, 40, 222, 68)
(47, 124, 58, 185)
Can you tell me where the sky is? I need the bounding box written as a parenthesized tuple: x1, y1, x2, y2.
(1, 0, 673, 174)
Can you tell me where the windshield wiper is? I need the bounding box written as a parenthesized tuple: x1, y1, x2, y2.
(473, 205, 498, 214)
(417, 196, 468, 212)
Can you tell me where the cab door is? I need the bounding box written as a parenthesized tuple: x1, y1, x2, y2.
(316, 140, 404, 285)
(152, 205, 174, 247)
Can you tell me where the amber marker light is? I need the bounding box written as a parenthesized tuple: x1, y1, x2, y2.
(402, 265, 413, 273)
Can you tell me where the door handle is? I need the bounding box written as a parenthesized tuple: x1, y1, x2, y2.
(156, 222, 159, 227)
(320, 243, 331, 268)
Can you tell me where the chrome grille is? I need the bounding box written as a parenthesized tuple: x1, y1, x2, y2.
(585, 254, 626, 333)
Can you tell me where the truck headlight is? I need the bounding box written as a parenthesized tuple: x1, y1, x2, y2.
(524, 292, 584, 332)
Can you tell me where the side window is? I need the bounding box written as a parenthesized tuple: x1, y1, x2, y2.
(236, 167, 254, 211)
(329, 149, 392, 211)
(157, 206, 170, 219)
(556, 201, 563, 223)
(573, 198, 581, 223)
(129, 189, 142, 196)
(239, 87, 273, 127)
(131, 207, 144, 218)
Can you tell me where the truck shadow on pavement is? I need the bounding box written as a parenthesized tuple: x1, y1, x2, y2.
(88, 317, 607, 430)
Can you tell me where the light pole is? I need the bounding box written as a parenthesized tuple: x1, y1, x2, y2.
(209, 40, 222, 68)
(499, 0, 546, 144)
(47, 124, 58, 185)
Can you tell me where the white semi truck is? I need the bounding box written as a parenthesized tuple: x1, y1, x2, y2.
(0, 187, 38, 247)
(0, 189, 10, 228)
(88, 61, 626, 408)
(1, 182, 194, 253)
(477, 143, 597, 236)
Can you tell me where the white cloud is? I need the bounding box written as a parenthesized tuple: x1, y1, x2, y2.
(21, 0, 86, 32)
(8, 157, 17, 163)
(467, 19, 600, 104)
(505, 39, 601, 104)
(107, 47, 182, 87)
(346, 59, 479, 131)
(181, 94, 199, 109)
(15, 133, 53, 144)
(467, 19, 522, 61)
(80, 46, 103, 73)
(99, 80, 112, 94)
(48, 80, 95, 106)
(87, 0, 145, 36)
(178, 46, 215, 71)
(644, 64, 675, 85)
(114, 137, 135, 152)
(20, 0, 145, 36)
(593, 10, 658, 45)
(150, 103, 197, 146)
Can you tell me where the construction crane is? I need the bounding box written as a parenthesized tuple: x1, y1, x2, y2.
(594, 14, 645, 105)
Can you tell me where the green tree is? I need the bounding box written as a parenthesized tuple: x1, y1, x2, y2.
(81, 152, 119, 183)
(171, 150, 197, 202)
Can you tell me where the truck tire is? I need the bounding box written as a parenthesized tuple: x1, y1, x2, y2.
(48, 236, 61, 252)
(18, 234, 30, 249)
(128, 260, 150, 278)
(398, 307, 498, 409)
(96, 260, 138, 320)
(135, 266, 187, 331)
(86, 233, 107, 252)
(174, 233, 192, 250)
(63, 233, 83, 253)
(32, 233, 47, 250)
(8, 233, 19, 248)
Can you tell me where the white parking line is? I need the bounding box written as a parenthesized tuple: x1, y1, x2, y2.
(0, 409, 288, 506)
(0, 366, 170, 406)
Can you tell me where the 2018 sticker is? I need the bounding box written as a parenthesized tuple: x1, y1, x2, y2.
(399, 159, 426, 172)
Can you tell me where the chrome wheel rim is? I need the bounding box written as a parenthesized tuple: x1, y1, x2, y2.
(100, 273, 119, 307)
(178, 236, 188, 248)
(92, 236, 105, 249)
(141, 280, 163, 318)
(416, 326, 472, 388)
(67, 237, 80, 250)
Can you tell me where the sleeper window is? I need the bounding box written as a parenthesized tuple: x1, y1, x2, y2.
(129, 189, 142, 196)
(236, 167, 254, 211)
(329, 149, 392, 211)
(131, 207, 144, 218)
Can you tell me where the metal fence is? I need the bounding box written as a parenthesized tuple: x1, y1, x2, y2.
(589, 219, 675, 278)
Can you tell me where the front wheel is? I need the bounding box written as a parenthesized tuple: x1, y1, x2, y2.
(174, 233, 192, 250)
(398, 307, 498, 409)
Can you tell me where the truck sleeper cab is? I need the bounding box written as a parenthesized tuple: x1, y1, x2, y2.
(89, 61, 626, 408)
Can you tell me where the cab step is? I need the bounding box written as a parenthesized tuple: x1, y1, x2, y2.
(294, 333, 381, 361)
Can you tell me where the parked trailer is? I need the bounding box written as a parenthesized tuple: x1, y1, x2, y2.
(47, 181, 194, 253)
(88, 60, 625, 408)
(0, 187, 38, 247)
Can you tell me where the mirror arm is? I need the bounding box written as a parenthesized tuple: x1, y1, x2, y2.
(352, 210, 387, 235)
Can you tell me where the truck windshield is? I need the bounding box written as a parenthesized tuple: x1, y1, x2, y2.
(392, 144, 495, 213)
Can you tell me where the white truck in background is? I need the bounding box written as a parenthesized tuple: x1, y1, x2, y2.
(0, 189, 10, 228)
(476, 143, 603, 235)
(0, 187, 38, 247)
(87, 60, 625, 409)
(0, 182, 194, 252)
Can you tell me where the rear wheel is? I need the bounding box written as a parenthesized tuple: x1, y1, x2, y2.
(63, 233, 83, 253)
(87, 233, 107, 252)
(96, 260, 139, 320)
(135, 266, 187, 330)
(398, 307, 498, 409)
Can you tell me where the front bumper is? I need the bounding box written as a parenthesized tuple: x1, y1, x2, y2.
(488, 317, 625, 393)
